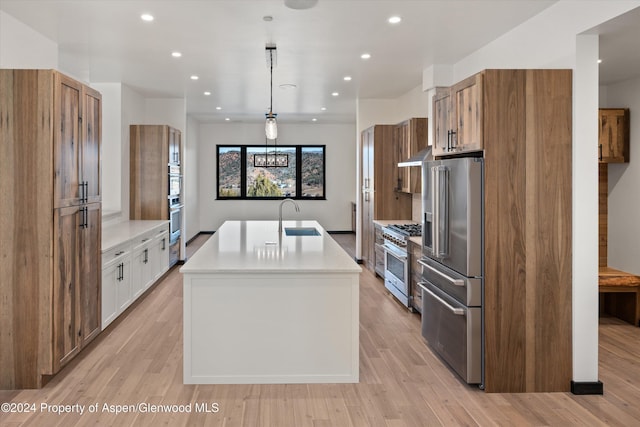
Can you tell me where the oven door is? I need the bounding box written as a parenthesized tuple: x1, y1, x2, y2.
(383, 243, 409, 306)
(169, 205, 182, 243)
(419, 280, 482, 384)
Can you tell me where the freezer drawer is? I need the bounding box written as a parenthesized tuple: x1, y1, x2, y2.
(420, 281, 482, 384)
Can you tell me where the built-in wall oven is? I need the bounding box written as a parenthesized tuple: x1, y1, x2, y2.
(420, 156, 484, 386)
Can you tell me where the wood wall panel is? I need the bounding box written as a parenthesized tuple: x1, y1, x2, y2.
(0, 70, 55, 389)
(483, 69, 527, 392)
(483, 69, 572, 392)
(599, 164, 608, 267)
(525, 69, 572, 391)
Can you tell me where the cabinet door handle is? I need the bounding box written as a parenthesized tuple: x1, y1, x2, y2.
(450, 130, 457, 150)
(115, 250, 125, 256)
(446, 130, 451, 152)
(162, 238, 166, 250)
(143, 248, 148, 264)
(599, 144, 603, 161)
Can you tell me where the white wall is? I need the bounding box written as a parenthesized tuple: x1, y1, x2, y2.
(185, 116, 200, 242)
(0, 10, 57, 68)
(198, 122, 356, 231)
(603, 75, 640, 275)
(91, 83, 122, 216)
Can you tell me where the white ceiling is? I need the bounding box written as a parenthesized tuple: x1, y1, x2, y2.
(2, 0, 638, 124)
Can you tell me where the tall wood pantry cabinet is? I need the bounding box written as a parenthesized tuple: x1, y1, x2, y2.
(360, 125, 411, 271)
(0, 69, 102, 389)
(130, 125, 182, 265)
(433, 69, 573, 393)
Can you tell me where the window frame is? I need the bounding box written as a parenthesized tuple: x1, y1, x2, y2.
(216, 144, 326, 200)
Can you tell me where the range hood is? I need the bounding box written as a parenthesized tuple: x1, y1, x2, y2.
(398, 147, 432, 167)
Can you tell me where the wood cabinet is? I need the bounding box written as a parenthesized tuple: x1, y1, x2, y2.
(395, 118, 428, 193)
(169, 126, 182, 165)
(361, 125, 412, 271)
(409, 240, 423, 313)
(0, 69, 101, 389)
(374, 223, 385, 277)
(482, 69, 572, 393)
(54, 74, 102, 208)
(433, 73, 484, 156)
(598, 108, 630, 163)
(52, 203, 101, 372)
(130, 125, 182, 265)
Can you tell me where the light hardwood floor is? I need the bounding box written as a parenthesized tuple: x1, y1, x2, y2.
(1, 233, 640, 426)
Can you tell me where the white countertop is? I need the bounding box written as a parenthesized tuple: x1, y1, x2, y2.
(102, 220, 169, 252)
(180, 220, 362, 274)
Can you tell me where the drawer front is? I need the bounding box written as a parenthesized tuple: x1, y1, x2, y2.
(133, 230, 155, 250)
(102, 242, 131, 269)
(420, 281, 482, 384)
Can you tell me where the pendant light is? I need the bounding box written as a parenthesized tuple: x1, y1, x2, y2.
(265, 44, 277, 140)
(253, 44, 288, 168)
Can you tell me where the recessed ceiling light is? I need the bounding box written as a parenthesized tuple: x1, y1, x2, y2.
(190, 75, 199, 80)
(343, 76, 352, 81)
(141, 14, 154, 22)
(216, 106, 222, 110)
(204, 91, 211, 96)
(388, 16, 402, 24)
(321, 107, 327, 111)
(598, 59, 603, 64)
(171, 51, 182, 58)
(284, 0, 318, 10)
(312, 118, 317, 122)
(225, 118, 230, 121)
(263, 15, 273, 22)
(332, 92, 339, 97)
(361, 53, 371, 60)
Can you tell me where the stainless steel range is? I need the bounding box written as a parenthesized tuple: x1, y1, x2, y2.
(382, 223, 421, 308)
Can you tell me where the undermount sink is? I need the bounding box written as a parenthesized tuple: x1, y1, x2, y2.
(284, 227, 321, 236)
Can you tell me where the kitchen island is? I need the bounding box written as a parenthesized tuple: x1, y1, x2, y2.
(180, 220, 361, 384)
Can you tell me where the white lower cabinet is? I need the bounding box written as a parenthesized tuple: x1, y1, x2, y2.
(101, 222, 170, 330)
(101, 242, 132, 329)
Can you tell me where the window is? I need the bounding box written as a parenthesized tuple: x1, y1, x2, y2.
(217, 145, 325, 200)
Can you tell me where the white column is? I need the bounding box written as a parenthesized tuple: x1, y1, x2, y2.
(572, 34, 600, 383)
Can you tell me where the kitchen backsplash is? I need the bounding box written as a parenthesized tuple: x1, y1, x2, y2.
(412, 194, 421, 223)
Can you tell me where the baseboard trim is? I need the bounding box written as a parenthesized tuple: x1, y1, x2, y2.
(186, 231, 215, 246)
(571, 380, 603, 395)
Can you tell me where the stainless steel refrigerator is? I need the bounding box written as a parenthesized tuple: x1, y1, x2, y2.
(419, 156, 484, 385)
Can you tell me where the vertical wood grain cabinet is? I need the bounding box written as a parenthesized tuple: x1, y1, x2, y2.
(440, 69, 572, 393)
(395, 118, 428, 193)
(598, 108, 630, 163)
(433, 73, 483, 156)
(361, 125, 411, 271)
(0, 69, 102, 389)
(130, 125, 182, 265)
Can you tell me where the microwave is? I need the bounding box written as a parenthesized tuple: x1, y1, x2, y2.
(169, 174, 181, 197)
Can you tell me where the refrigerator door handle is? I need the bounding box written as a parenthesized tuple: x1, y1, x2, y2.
(432, 165, 449, 259)
(418, 259, 464, 287)
(431, 166, 439, 257)
(438, 166, 449, 258)
(418, 282, 465, 316)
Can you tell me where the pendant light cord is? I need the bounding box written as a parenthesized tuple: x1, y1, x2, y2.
(269, 49, 274, 114)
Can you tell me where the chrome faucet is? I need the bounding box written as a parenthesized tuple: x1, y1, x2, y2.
(278, 198, 300, 232)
